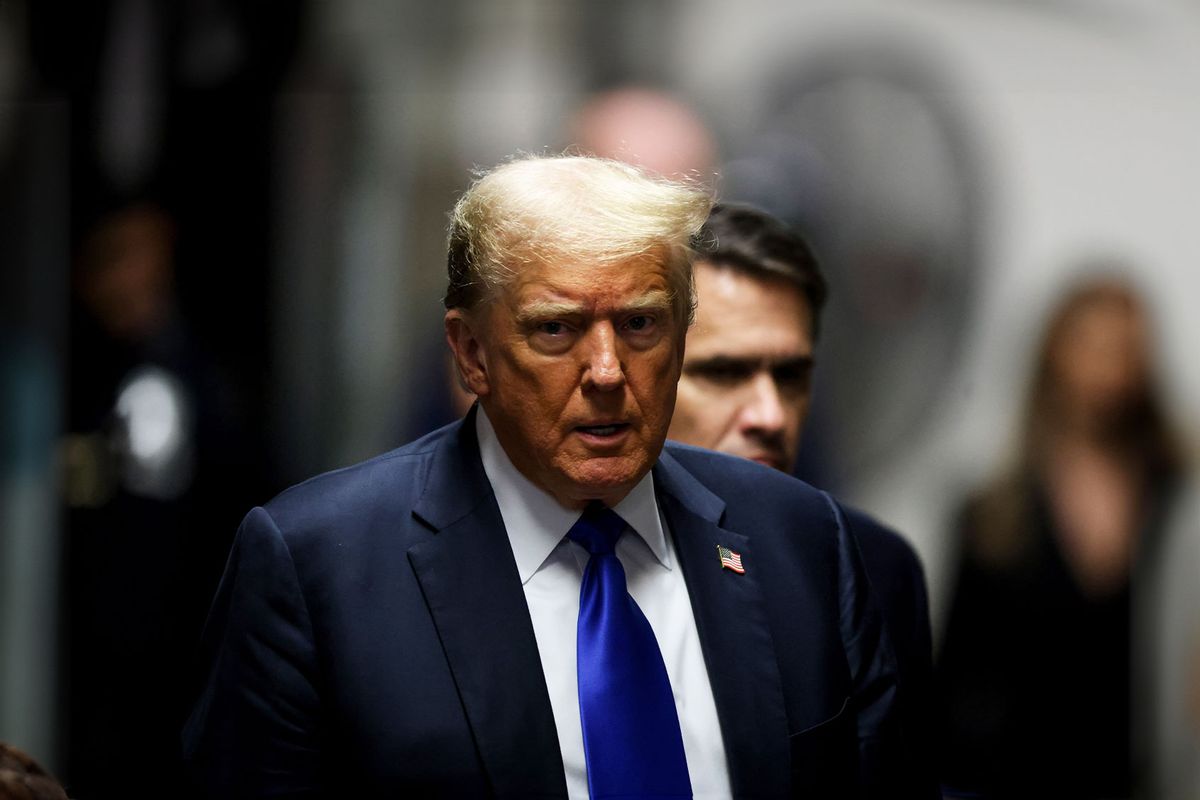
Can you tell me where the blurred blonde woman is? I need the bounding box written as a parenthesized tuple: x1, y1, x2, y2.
(937, 276, 1186, 799)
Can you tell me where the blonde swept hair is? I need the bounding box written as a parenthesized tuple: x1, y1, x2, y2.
(444, 154, 713, 326)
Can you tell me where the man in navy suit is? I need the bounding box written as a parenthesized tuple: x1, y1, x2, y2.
(668, 203, 937, 797)
(184, 156, 916, 797)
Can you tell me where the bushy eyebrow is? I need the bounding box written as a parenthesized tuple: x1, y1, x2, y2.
(515, 290, 673, 327)
(622, 290, 673, 315)
(515, 301, 582, 326)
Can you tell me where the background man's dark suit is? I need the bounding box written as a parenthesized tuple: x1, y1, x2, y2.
(183, 409, 903, 797)
(843, 508, 937, 797)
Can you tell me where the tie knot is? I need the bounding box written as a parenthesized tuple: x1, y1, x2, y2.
(567, 503, 627, 555)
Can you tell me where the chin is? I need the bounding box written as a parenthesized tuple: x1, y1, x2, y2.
(561, 457, 648, 503)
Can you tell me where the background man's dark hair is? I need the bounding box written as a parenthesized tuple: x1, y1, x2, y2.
(697, 203, 828, 338)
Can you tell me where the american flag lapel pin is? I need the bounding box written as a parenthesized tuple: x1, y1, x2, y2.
(717, 544, 745, 574)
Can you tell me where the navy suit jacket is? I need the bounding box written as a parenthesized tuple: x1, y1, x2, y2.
(841, 508, 937, 798)
(183, 411, 924, 798)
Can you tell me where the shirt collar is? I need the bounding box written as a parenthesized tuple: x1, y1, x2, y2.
(476, 407, 671, 584)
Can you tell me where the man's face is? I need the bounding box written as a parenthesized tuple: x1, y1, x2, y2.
(447, 254, 684, 509)
(668, 262, 814, 472)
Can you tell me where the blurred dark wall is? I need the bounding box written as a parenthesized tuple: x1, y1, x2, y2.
(0, 31, 69, 773)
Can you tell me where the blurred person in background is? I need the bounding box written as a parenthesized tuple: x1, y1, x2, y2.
(667, 203, 938, 798)
(21, 0, 300, 791)
(936, 275, 1188, 798)
(569, 86, 717, 182)
(62, 201, 257, 797)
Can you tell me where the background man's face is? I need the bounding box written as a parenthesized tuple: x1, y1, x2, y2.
(461, 254, 684, 508)
(668, 262, 814, 472)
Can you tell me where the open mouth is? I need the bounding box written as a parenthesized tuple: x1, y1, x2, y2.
(575, 423, 630, 438)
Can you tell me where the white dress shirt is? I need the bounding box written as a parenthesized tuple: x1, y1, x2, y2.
(476, 409, 732, 799)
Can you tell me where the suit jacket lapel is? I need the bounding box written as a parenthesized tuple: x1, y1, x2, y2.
(409, 409, 566, 799)
(655, 451, 792, 798)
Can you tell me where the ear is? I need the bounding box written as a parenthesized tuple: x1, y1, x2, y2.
(445, 309, 492, 398)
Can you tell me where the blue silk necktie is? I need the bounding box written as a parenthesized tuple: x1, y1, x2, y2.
(568, 503, 692, 799)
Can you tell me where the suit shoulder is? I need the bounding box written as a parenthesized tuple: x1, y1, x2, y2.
(662, 440, 826, 507)
(260, 422, 454, 533)
(840, 506, 924, 578)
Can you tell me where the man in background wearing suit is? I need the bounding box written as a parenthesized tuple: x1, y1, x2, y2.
(668, 202, 937, 797)
(183, 156, 919, 797)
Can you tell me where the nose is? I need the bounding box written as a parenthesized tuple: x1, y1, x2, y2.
(582, 323, 626, 393)
(739, 372, 786, 433)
